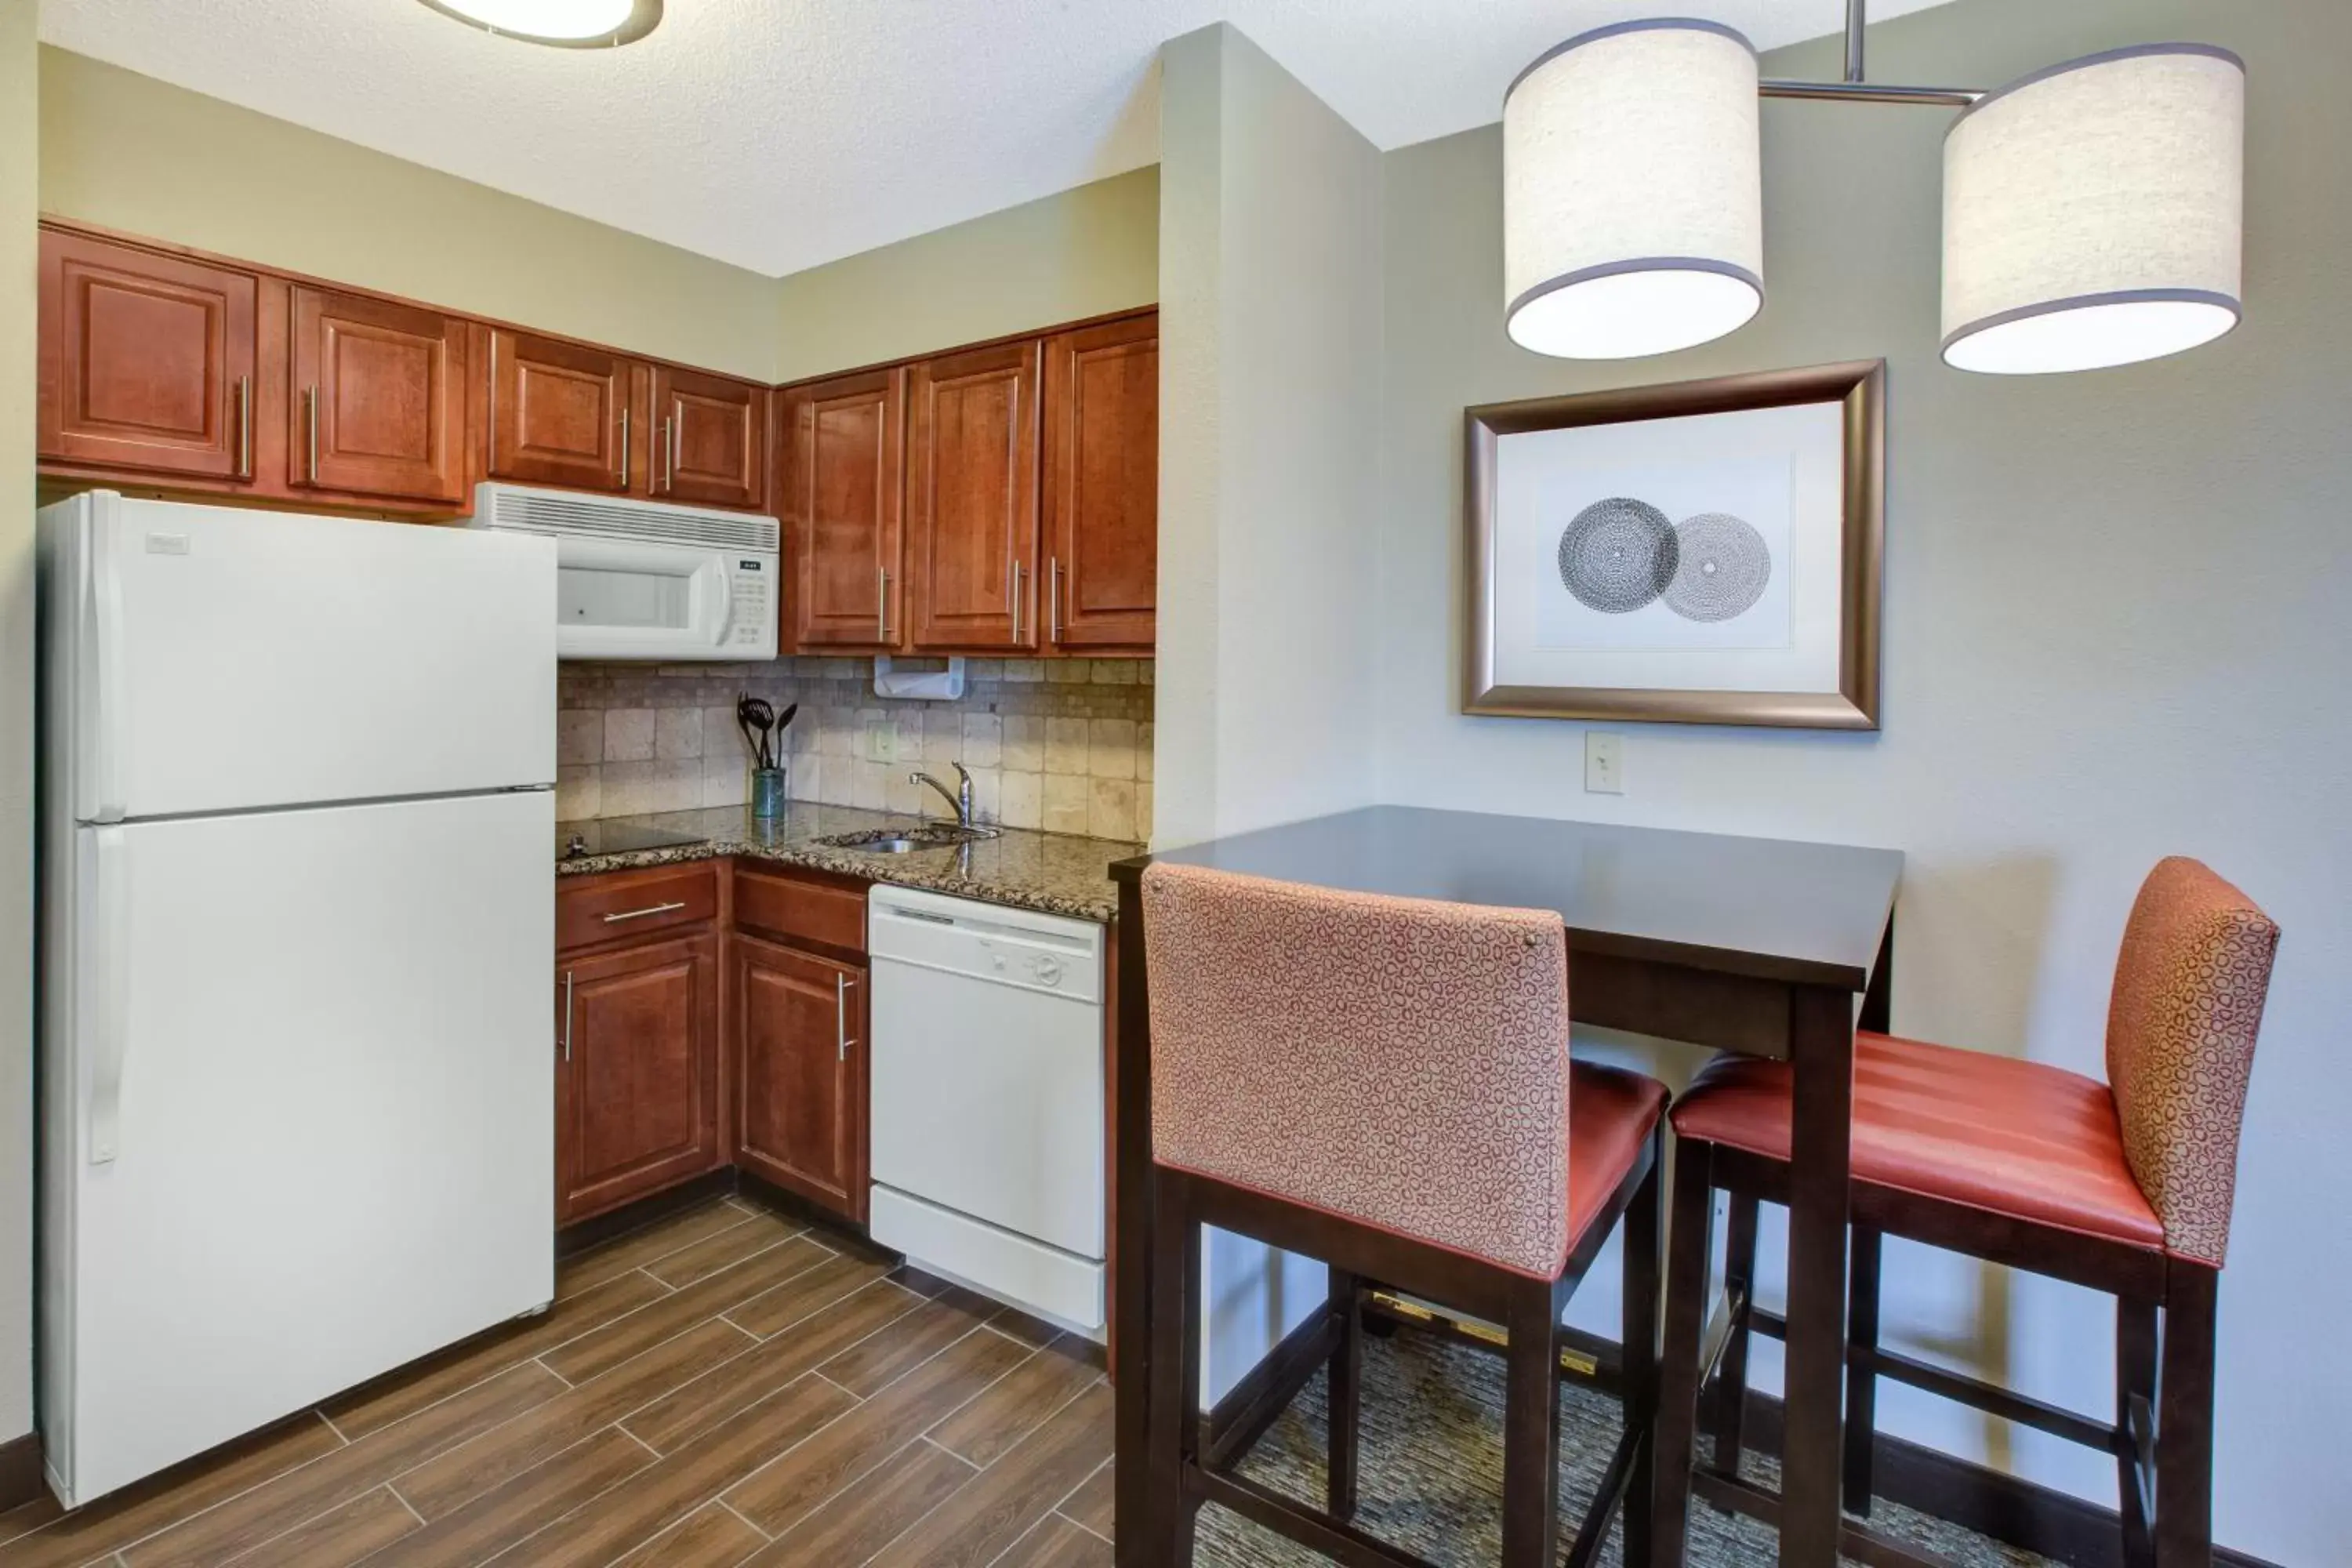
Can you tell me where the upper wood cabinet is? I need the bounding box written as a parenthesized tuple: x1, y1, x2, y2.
(782, 367, 906, 651)
(38, 230, 260, 485)
(290, 285, 468, 506)
(1044, 315, 1159, 652)
(731, 934, 868, 1220)
(652, 365, 766, 510)
(556, 930, 723, 1225)
(906, 341, 1042, 653)
(484, 326, 640, 494)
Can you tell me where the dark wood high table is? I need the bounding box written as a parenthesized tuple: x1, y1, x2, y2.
(1109, 805, 1903, 1568)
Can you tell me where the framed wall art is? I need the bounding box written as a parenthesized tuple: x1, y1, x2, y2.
(1464, 360, 1885, 729)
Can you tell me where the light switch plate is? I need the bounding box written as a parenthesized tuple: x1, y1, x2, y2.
(1585, 731, 1624, 794)
(864, 720, 898, 764)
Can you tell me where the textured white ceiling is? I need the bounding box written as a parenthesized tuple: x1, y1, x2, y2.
(39, 0, 1960, 278)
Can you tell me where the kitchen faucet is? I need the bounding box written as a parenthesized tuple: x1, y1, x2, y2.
(910, 762, 975, 827)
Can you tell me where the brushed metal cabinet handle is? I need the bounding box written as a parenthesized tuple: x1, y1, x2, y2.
(659, 416, 673, 492)
(1049, 556, 1063, 644)
(561, 970, 574, 1062)
(619, 406, 631, 490)
(602, 900, 688, 924)
(234, 376, 252, 480)
(877, 566, 891, 643)
(304, 386, 320, 485)
(1011, 560, 1025, 643)
(835, 971, 848, 1062)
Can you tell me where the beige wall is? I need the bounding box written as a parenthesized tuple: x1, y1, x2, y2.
(1154, 21, 1385, 1403)
(37, 48, 779, 381)
(1368, 2, 2350, 1559)
(771, 166, 1157, 384)
(0, 0, 37, 1444)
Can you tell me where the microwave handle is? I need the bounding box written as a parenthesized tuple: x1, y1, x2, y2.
(704, 559, 735, 648)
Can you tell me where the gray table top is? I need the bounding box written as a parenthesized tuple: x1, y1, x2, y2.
(1116, 805, 1903, 992)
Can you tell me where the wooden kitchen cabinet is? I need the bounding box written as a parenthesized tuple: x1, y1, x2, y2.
(731, 934, 869, 1221)
(782, 367, 906, 650)
(1043, 314, 1159, 652)
(905, 340, 1042, 652)
(651, 365, 766, 510)
(289, 285, 468, 506)
(37, 230, 260, 485)
(556, 930, 724, 1225)
(482, 326, 641, 494)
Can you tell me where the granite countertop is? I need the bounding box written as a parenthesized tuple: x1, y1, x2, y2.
(556, 804, 1139, 924)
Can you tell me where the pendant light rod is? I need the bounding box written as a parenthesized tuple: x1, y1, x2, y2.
(1759, 0, 1984, 107)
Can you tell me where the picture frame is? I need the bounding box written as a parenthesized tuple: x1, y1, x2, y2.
(1464, 360, 1886, 730)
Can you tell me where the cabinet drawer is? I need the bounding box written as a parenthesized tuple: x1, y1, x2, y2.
(735, 865, 866, 956)
(557, 862, 719, 952)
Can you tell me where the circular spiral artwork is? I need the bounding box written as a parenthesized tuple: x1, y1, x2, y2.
(1557, 498, 1679, 613)
(1664, 512, 1772, 622)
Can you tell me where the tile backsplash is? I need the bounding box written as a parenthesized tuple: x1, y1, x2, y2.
(557, 658, 1155, 842)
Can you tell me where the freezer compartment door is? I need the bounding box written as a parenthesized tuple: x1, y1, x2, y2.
(42, 491, 555, 822)
(45, 791, 554, 1507)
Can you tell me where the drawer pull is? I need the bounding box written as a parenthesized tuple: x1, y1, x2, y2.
(602, 900, 688, 924)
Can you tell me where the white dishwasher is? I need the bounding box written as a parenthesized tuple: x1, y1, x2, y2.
(867, 885, 1108, 1335)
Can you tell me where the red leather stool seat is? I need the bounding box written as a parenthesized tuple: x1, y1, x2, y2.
(1670, 1032, 2162, 1250)
(1566, 1061, 1672, 1252)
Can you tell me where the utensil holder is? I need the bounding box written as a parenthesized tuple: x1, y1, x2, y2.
(750, 765, 787, 819)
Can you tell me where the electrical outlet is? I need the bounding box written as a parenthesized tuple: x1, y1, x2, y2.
(863, 720, 898, 764)
(1585, 731, 1624, 794)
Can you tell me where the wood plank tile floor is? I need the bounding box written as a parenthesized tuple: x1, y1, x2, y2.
(0, 1196, 1112, 1568)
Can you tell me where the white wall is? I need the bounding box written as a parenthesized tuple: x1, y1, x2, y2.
(1371, 2, 2350, 1560)
(0, 0, 37, 1445)
(1154, 21, 1385, 1399)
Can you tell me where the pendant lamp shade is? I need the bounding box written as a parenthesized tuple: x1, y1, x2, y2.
(1942, 45, 2245, 375)
(1504, 20, 1764, 360)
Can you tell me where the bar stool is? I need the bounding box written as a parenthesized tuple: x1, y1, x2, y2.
(1138, 862, 1671, 1568)
(1653, 857, 2280, 1568)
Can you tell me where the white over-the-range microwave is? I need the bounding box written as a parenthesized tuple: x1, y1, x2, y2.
(465, 482, 779, 661)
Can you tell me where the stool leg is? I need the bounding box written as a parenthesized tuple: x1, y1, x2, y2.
(2154, 1265, 2219, 1568)
(1501, 1278, 1563, 1568)
(2118, 1293, 2159, 1568)
(1146, 1171, 1202, 1568)
(1327, 1269, 1362, 1523)
(1650, 1135, 1716, 1568)
(1842, 1225, 1882, 1516)
(1708, 1190, 1761, 1479)
(1620, 1129, 1664, 1568)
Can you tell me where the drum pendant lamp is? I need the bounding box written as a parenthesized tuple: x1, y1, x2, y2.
(1504, 20, 1764, 361)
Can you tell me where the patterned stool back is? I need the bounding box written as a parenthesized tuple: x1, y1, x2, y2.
(1141, 862, 1574, 1279)
(2104, 857, 2281, 1265)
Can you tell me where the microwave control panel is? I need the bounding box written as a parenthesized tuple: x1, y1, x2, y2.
(728, 557, 776, 652)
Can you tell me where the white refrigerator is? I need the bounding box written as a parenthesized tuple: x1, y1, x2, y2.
(36, 491, 560, 1508)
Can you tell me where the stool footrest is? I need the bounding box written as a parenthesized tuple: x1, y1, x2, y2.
(1189, 1468, 1433, 1568)
(1690, 1468, 1957, 1568)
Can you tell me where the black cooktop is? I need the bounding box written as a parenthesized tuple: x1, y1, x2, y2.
(558, 822, 713, 862)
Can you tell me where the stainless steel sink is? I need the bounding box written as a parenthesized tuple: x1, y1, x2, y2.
(815, 823, 1000, 855)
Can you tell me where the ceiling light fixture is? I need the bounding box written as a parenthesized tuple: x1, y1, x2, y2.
(1504, 2, 2246, 375)
(414, 0, 662, 48)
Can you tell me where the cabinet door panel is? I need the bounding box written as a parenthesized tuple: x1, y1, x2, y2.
(906, 341, 1040, 652)
(38, 231, 259, 482)
(557, 931, 721, 1224)
(290, 285, 466, 505)
(652, 365, 765, 510)
(1044, 314, 1157, 651)
(733, 935, 866, 1221)
(783, 368, 905, 650)
(488, 328, 638, 493)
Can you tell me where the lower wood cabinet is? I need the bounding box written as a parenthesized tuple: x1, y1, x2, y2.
(731, 933, 869, 1221)
(555, 929, 723, 1225)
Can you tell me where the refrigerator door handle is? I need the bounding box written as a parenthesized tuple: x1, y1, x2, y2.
(86, 503, 130, 823)
(87, 826, 131, 1164)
